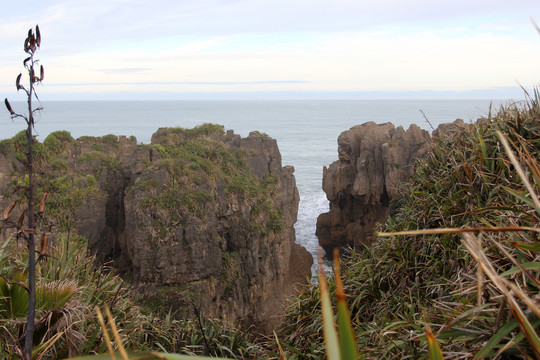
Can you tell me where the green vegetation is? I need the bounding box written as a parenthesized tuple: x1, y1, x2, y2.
(39, 174, 102, 231)
(0, 130, 48, 167)
(136, 124, 284, 237)
(250, 130, 270, 138)
(43, 131, 75, 155)
(77, 151, 121, 173)
(251, 199, 285, 233)
(152, 123, 225, 143)
(0, 130, 106, 233)
(101, 134, 120, 148)
(78, 134, 119, 147)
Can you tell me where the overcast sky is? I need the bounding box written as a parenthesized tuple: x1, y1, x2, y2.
(1, 0, 540, 100)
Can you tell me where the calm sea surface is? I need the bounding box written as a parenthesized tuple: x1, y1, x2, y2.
(0, 99, 509, 270)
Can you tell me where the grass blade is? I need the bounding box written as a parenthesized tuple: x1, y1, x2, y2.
(425, 322, 444, 360)
(105, 306, 129, 360)
(510, 241, 540, 253)
(273, 331, 287, 360)
(496, 130, 540, 213)
(377, 226, 540, 237)
(95, 307, 115, 359)
(499, 262, 540, 277)
(473, 319, 518, 359)
(333, 249, 358, 360)
(319, 248, 341, 360)
(462, 233, 540, 359)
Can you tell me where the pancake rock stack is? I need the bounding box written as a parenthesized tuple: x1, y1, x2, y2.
(0, 127, 312, 333)
(316, 121, 430, 254)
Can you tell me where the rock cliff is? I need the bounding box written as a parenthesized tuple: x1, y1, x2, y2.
(0, 125, 312, 332)
(316, 122, 430, 254)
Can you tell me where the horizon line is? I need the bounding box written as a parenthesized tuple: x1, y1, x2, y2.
(1, 87, 533, 102)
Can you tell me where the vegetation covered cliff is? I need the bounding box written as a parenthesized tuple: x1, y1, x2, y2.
(280, 96, 540, 358)
(0, 123, 312, 337)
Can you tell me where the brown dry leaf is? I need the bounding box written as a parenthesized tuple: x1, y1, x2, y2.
(17, 212, 25, 229)
(3, 201, 17, 220)
(39, 233, 48, 255)
(39, 192, 47, 213)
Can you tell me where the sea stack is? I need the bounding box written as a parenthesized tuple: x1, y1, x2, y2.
(0, 126, 312, 333)
(316, 122, 430, 254)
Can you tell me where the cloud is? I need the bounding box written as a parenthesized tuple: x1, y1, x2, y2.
(44, 80, 308, 86)
(3, 1, 539, 41)
(98, 68, 152, 74)
(1, 0, 540, 100)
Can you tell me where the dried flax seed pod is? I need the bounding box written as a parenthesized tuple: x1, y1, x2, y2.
(4, 98, 15, 115)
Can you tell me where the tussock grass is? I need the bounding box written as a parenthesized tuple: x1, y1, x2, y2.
(279, 92, 540, 359)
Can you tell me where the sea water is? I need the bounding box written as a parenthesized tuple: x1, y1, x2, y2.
(0, 99, 510, 271)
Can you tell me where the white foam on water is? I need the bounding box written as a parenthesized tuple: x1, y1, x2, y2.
(295, 189, 330, 275)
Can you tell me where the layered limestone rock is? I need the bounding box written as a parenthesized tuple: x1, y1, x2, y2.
(0, 126, 312, 332)
(316, 122, 430, 254)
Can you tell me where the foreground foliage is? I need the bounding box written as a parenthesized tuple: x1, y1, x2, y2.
(0, 236, 262, 359)
(3, 24, 45, 359)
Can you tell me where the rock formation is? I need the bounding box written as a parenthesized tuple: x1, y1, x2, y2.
(0, 125, 312, 332)
(316, 122, 430, 254)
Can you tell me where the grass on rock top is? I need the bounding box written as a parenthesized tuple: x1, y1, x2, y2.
(136, 125, 284, 233)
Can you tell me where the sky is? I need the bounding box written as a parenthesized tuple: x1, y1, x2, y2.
(1, 0, 540, 100)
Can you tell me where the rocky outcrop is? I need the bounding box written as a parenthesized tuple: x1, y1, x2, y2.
(0, 126, 312, 332)
(316, 122, 430, 254)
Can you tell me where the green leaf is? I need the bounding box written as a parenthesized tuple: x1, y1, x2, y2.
(494, 320, 540, 358)
(426, 325, 444, 360)
(319, 270, 341, 360)
(500, 262, 540, 277)
(473, 319, 519, 359)
(282, 342, 303, 356)
(510, 242, 540, 253)
(336, 300, 358, 360)
(510, 307, 540, 359)
(0, 274, 28, 319)
(333, 251, 359, 360)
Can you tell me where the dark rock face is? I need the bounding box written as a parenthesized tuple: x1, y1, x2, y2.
(316, 122, 430, 254)
(0, 127, 311, 332)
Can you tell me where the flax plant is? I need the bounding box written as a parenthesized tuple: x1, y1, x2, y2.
(3, 25, 45, 360)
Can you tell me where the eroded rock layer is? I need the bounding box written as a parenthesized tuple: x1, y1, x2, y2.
(316, 122, 430, 254)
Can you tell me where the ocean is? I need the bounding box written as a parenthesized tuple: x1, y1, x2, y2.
(1, 99, 510, 270)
